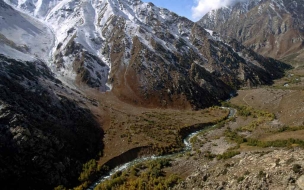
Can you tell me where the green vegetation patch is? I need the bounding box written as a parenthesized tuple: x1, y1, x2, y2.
(278, 125, 304, 133)
(246, 138, 304, 148)
(225, 128, 247, 144)
(94, 158, 181, 190)
(56, 159, 110, 190)
(222, 102, 275, 119)
(224, 125, 304, 149)
(217, 151, 240, 160)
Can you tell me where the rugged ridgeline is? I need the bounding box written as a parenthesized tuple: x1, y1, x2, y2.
(3, 0, 289, 109)
(0, 0, 292, 189)
(199, 0, 304, 66)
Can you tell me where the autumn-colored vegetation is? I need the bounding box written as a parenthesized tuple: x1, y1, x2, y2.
(94, 159, 180, 190)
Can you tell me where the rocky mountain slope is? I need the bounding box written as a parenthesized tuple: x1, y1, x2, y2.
(174, 148, 304, 190)
(0, 0, 292, 189)
(199, 0, 304, 66)
(0, 54, 104, 189)
(3, 0, 289, 109)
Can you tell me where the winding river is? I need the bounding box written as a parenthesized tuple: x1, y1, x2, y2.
(88, 107, 236, 190)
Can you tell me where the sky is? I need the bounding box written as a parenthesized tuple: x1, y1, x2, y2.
(142, 0, 246, 21)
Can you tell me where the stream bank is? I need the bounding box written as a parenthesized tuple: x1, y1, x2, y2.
(88, 108, 236, 190)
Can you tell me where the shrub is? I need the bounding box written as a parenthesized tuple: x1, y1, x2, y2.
(293, 164, 302, 174)
(247, 138, 304, 148)
(54, 185, 66, 190)
(94, 158, 179, 190)
(78, 159, 98, 182)
(237, 176, 245, 183)
(77, 161, 110, 189)
(164, 174, 181, 188)
(217, 151, 240, 160)
(257, 170, 266, 179)
(224, 129, 247, 144)
(204, 151, 216, 160)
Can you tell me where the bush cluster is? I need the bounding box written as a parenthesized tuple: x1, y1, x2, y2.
(216, 151, 240, 160)
(95, 158, 180, 190)
(225, 128, 247, 144)
(246, 138, 304, 148)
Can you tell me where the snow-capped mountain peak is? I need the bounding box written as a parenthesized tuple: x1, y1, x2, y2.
(1, 0, 289, 107)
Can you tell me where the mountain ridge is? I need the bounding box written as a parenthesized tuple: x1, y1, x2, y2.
(3, 0, 290, 108)
(0, 0, 292, 189)
(199, 0, 304, 66)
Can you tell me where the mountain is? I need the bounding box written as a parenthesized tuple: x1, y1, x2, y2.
(3, 0, 289, 108)
(198, 0, 304, 66)
(0, 0, 54, 62)
(0, 54, 104, 189)
(0, 2, 104, 190)
(0, 0, 291, 189)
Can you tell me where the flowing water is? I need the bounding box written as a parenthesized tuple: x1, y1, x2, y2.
(88, 107, 236, 190)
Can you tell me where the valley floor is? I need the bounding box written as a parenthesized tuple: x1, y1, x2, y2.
(83, 89, 229, 166)
(90, 68, 304, 190)
(169, 67, 304, 189)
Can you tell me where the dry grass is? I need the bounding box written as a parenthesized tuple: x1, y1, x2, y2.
(231, 88, 304, 126)
(225, 69, 304, 148)
(261, 130, 304, 141)
(82, 89, 228, 165)
(74, 65, 304, 188)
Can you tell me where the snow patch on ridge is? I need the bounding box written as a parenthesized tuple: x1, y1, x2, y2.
(0, 0, 54, 62)
(0, 44, 35, 61)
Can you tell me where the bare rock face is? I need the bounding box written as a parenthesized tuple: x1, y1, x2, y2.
(199, 0, 304, 65)
(0, 55, 104, 190)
